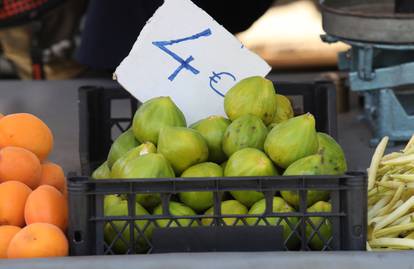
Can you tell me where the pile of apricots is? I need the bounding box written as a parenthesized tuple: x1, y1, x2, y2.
(0, 113, 68, 259)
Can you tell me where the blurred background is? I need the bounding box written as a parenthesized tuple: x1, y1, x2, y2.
(0, 0, 355, 116)
(0, 0, 346, 79)
(0, 0, 352, 112)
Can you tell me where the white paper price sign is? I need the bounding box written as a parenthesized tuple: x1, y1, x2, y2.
(115, 0, 271, 124)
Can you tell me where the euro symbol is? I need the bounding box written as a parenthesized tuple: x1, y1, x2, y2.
(209, 71, 236, 97)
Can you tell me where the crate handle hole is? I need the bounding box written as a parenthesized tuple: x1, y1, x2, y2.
(73, 231, 84, 243)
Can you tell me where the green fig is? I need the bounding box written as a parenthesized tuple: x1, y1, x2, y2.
(247, 197, 299, 249)
(153, 201, 198, 228)
(111, 153, 175, 210)
(268, 123, 278, 131)
(225, 148, 278, 207)
(264, 113, 319, 169)
(104, 195, 122, 211)
(272, 94, 294, 124)
(111, 142, 157, 177)
(230, 192, 264, 209)
(224, 76, 277, 125)
(107, 129, 139, 168)
(280, 154, 335, 208)
(179, 162, 223, 212)
(133, 142, 157, 156)
(284, 154, 341, 176)
(132, 97, 186, 144)
(157, 126, 209, 174)
(104, 198, 153, 254)
(222, 114, 268, 157)
(190, 115, 231, 163)
(181, 162, 223, 178)
(317, 132, 347, 175)
(306, 201, 332, 250)
(92, 161, 111, 179)
(202, 200, 248, 226)
(111, 153, 174, 179)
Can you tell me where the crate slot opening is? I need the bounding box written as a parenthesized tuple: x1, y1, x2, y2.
(73, 231, 84, 244)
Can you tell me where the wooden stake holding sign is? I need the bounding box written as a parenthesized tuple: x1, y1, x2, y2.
(115, 0, 271, 124)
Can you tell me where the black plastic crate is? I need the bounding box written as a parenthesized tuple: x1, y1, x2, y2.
(68, 172, 367, 255)
(78, 80, 338, 176)
(71, 80, 362, 255)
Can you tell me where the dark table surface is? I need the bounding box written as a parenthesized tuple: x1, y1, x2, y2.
(0, 77, 403, 175)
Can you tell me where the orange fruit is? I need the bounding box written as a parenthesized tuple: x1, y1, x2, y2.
(0, 146, 42, 189)
(7, 223, 68, 259)
(0, 181, 32, 227)
(62, 183, 68, 201)
(24, 185, 68, 231)
(0, 113, 54, 161)
(39, 162, 66, 194)
(0, 225, 21, 258)
(0, 113, 4, 120)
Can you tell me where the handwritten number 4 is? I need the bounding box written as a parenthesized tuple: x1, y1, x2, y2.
(152, 29, 212, 81)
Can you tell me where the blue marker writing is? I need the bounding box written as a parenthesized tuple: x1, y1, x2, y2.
(209, 71, 236, 97)
(152, 29, 212, 81)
